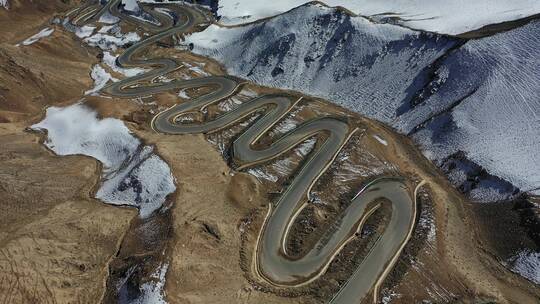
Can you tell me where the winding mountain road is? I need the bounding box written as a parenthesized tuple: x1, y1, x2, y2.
(70, 1, 423, 303)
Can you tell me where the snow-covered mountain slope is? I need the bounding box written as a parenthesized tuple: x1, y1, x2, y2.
(185, 2, 539, 202)
(186, 3, 458, 124)
(407, 20, 540, 201)
(215, 0, 540, 35)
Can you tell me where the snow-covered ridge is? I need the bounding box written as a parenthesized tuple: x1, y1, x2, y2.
(216, 0, 540, 35)
(186, 3, 457, 124)
(31, 103, 176, 218)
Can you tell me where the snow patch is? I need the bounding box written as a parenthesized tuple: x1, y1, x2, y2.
(85, 65, 117, 96)
(178, 89, 190, 99)
(103, 51, 147, 77)
(131, 262, 169, 304)
(84, 30, 140, 51)
(1, 0, 9, 10)
(373, 135, 388, 146)
(122, 0, 140, 12)
(98, 11, 121, 24)
(16, 28, 54, 46)
(31, 103, 176, 218)
(75, 25, 96, 38)
(507, 249, 540, 284)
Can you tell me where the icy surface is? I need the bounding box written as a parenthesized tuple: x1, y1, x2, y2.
(31, 103, 175, 218)
(216, 0, 540, 35)
(16, 28, 54, 46)
(186, 3, 456, 124)
(507, 249, 540, 284)
(409, 20, 540, 199)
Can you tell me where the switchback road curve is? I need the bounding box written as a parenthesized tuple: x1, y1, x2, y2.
(69, 1, 423, 303)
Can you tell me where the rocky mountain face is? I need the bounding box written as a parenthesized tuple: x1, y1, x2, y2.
(185, 2, 540, 203)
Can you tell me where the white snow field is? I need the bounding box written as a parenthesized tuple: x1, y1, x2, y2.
(31, 103, 176, 218)
(186, 2, 539, 201)
(216, 0, 540, 35)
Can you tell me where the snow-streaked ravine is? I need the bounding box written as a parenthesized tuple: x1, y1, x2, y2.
(16, 28, 54, 46)
(216, 0, 540, 35)
(31, 103, 176, 218)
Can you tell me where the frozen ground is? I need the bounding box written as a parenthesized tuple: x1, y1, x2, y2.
(30, 103, 176, 218)
(215, 0, 540, 35)
(16, 28, 54, 46)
